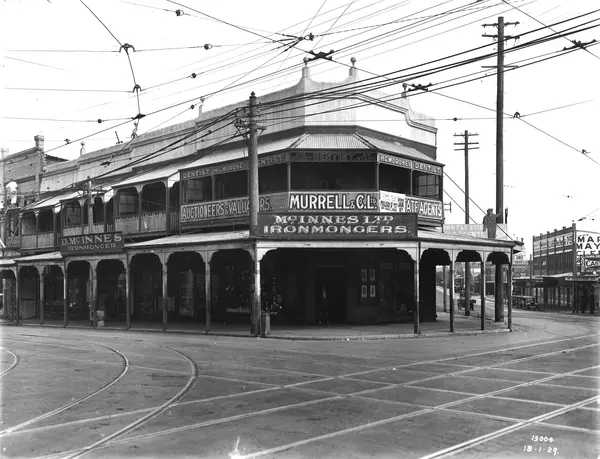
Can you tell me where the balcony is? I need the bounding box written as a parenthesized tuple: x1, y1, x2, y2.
(38, 232, 55, 249)
(140, 212, 167, 233)
(5, 234, 20, 249)
(21, 234, 37, 250)
(170, 212, 180, 231)
(63, 225, 85, 236)
(115, 215, 139, 234)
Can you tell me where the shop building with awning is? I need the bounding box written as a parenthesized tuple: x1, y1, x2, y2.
(1, 62, 520, 331)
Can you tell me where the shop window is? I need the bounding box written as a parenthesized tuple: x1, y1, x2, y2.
(118, 189, 138, 216)
(215, 170, 248, 200)
(291, 162, 376, 191)
(413, 172, 440, 200)
(379, 164, 411, 194)
(259, 164, 287, 193)
(184, 177, 212, 204)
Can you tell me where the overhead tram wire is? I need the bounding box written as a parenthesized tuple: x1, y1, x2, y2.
(122, 0, 547, 118)
(73, 0, 513, 115)
(129, 15, 599, 142)
(500, 0, 600, 62)
(24, 110, 239, 211)
(33, 12, 598, 159)
(256, 37, 600, 143)
(79, 0, 144, 137)
(105, 0, 487, 105)
(258, 15, 600, 113)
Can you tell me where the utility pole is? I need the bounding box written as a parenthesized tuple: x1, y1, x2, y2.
(248, 92, 261, 336)
(483, 16, 519, 322)
(454, 130, 479, 316)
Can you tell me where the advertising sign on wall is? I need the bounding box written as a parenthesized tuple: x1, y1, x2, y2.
(577, 231, 600, 271)
(379, 191, 406, 213)
(181, 192, 444, 224)
(180, 194, 286, 223)
(290, 151, 376, 162)
(258, 213, 417, 239)
(59, 232, 124, 256)
(288, 192, 379, 212)
(404, 197, 443, 219)
(443, 224, 487, 239)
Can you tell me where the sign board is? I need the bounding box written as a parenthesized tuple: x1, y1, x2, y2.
(181, 191, 444, 224)
(180, 194, 286, 223)
(258, 213, 418, 239)
(379, 191, 406, 213)
(443, 224, 488, 238)
(290, 151, 376, 162)
(181, 153, 289, 180)
(288, 192, 379, 212)
(59, 232, 124, 256)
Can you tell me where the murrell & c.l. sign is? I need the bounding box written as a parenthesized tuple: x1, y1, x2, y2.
(59, 232, 124, 256)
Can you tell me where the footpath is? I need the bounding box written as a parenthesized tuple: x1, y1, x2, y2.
(4, 311, 510, 341)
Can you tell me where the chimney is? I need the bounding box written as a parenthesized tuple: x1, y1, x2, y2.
(80, 141, 86, 156)
(302, 57, 310, 79)
(34, 135, 44, 151)
(349, 57, 358, 79)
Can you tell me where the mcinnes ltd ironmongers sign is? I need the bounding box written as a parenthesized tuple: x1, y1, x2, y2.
(258, 214, 417, 239)
(59, 232, 124, 255)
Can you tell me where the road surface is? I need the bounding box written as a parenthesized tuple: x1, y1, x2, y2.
(1, 310, 599, 459)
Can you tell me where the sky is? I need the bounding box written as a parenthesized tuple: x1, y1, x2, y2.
(1, 0, 599, 252)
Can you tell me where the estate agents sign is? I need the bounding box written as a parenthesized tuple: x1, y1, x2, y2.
(59, 232, 124, 256)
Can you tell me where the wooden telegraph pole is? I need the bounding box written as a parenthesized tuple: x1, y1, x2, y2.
(454, 131, 479, 316)
(248, 92, 261, 336)
(483, 16, 519, 322)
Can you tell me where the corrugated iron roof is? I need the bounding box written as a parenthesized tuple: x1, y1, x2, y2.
(183, 136, 303, 171)
(359, 134, 442, 165)
(28, 190, 82, 211)
(126, 230, 249, 249)
(116, 164, 185, 189)
(419, 229, 516, 246)
(293, 133, 370, 150)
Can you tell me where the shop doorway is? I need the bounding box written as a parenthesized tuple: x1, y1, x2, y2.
(315, 267, 346, 324)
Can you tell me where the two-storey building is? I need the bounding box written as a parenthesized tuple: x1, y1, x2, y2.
(3, 62, 518, 330)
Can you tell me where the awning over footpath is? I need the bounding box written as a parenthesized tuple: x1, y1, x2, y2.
(419, 229, 517, 248)
(126, 231, 250, 251)
(15, 251, 63, 265)
(0, 258, 17, 268)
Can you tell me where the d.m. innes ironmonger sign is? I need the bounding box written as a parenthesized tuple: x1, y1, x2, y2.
(59, 232, 124, 255)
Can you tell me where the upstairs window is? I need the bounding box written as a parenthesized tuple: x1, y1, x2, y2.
(259, 164, 287, 193)
(291, 162, 376, 191)
(214, 170, 248, 200)
(184, 177, 212, 204)
(118, 189, 138, 216)
(413, 172, 440, 200)
(379, 164, 411, 194)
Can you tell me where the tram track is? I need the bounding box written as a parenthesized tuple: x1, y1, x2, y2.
(0, 345, 130, 437)
(61, 345, 200, 459)
(0, 348, 20, 378)
(28, 338, 599, 459)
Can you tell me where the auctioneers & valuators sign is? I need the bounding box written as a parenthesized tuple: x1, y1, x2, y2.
(258, 213, 417, 239)
(59, 232, 124, 256)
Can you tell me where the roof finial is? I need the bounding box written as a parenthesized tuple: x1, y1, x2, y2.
(302, 57, 310, 78)
(349, 57, 358, 78)
(80, 141, 86, 156)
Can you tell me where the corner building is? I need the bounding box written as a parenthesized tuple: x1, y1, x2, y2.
(2, 63, 517, 330)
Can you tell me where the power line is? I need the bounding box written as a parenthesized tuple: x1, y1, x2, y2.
(5, 87, 130, 93)
(500, 0, 600, 61)
(4, 56, 74, 73)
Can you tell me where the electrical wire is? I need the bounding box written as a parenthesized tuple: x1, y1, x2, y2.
(500, 0, 600, 61)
